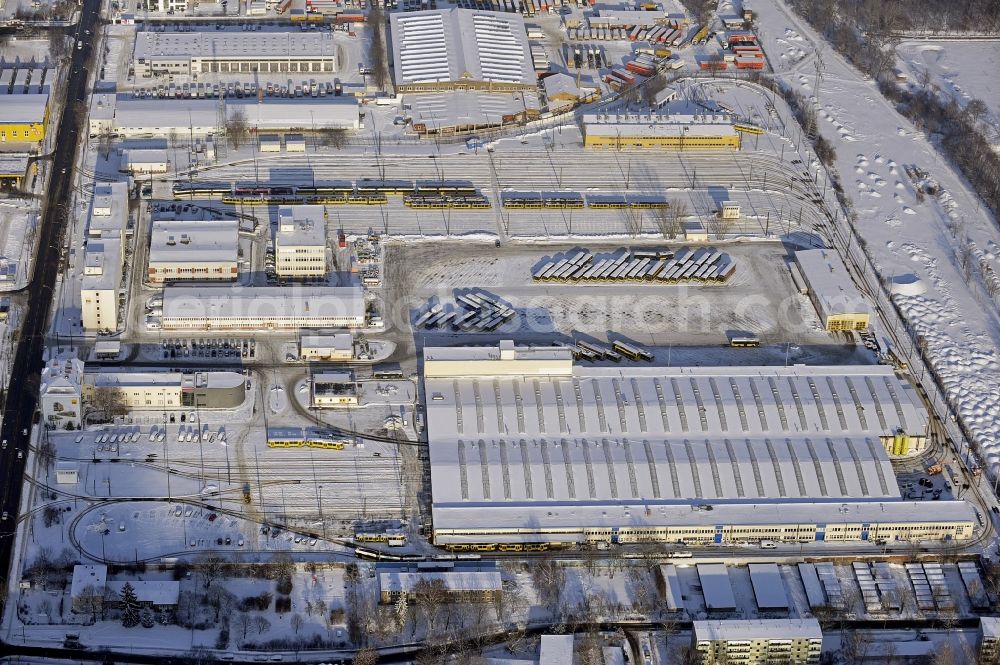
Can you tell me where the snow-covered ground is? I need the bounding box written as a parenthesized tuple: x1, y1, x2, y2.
(748, 0, 1000, 474)
(895, 40, 1000, 119)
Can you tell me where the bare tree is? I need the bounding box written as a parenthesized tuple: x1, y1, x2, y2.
(353, 647, 378, 665)
(290, 612, 304, 635)
(531, 557, 566, 618)
(227, 107, 250, 149)
(366, 5, 390, 90)
(193, 553, 226, 588)
(87, 387, 129, 423)
(413, 578, 449, 638)
(654, 200, 688, 239)
(254, 615, 271, 635)
(237, 612, 253, 641)
(49, 30, 70, 64)
(623, 207, 644, 237)
(707, 211, 736, 240)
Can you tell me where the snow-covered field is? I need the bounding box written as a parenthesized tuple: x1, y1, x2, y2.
(896, 41, 1000, 119)
(748, 0, 1000, 474)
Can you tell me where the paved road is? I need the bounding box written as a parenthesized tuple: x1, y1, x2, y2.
(0, 0, 103, 606)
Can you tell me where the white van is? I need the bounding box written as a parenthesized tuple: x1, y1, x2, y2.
(759, 540, 777, 549)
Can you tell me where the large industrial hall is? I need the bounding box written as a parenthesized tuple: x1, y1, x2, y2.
(423, 342, 976, 549)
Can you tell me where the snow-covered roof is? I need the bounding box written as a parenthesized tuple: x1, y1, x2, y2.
(122, 148, 169, 165)
(134, 29, 336, 60)
(107, 580, 180, 606)
(542, 73, 596, 101)
(70, 565, 108, 598)
(794, 249, 871, 319)
(593, 9, 665, 27)
(161, 285, 365, 322)
(982, 616, 1000, 639)
(148, 219, 239, 266)
(378, 570, 502, 593)
(300, 333, 353, 350)
(111, 97, 359, 134)
(698, 564, 736, 610)
(1, 95, 48, 124)
(539, 635, 574, 664)
(426, 363, 929, 507)
(747, 563, 789, 610)
(408, 90, 540, 132)
(390, 9, 535, 87)
(277, 206, 327, 248)
(693, 618, 823, 642)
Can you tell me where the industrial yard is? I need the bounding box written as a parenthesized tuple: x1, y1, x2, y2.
(2, 0, 1000, 661)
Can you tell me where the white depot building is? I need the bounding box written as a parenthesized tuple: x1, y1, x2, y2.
(275, 205, 328, 278)
(81, 182, 129, 333)
(108, 96, 360, 139)
(390, 9, 535, 93)
(160, 286, 366, 330)
(133, 29, 337, 78)
(147, 219, 239, 284)
(422, 342, 976, 549)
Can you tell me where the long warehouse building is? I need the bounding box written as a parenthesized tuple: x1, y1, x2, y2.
(423, 342, 976, 549)
(160, 286, 366, 330)
(133, 29, 337, 77)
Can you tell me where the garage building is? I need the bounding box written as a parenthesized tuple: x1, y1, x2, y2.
(423, 342, 975, 549)
(390, 9, 535, 93)
(160, 285, 366, 330)
(133, 29, 336, 78)
(794, 248, 871, 332)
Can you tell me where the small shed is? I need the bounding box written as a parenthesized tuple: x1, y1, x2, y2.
(259, 134, 282, 153)
(285, 133, 307, 152)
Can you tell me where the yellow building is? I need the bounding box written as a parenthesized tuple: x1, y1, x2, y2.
(0, 96, 49, 144)
(582, 103, 741, 150)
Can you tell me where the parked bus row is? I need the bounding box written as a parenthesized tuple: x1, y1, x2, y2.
(566, 339, 653, 363)
(414, 292, 516, 332)
(532, 246, 735, 284)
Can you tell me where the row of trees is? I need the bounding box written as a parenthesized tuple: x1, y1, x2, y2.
(791, 0, 1000, 34)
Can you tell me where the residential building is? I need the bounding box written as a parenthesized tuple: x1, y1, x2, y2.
(106, 581, 180, 610)
(377, 570, 502, 604)
(39, 356, 85, 429)
(692, 619, 823, 665)
(981, 617, 1000, 663)
(70, 565, 108, 614)
(794, 249, 871, 332)
(133, 29, 336, 78)
(275, 206, 328, 278)
(147, 219, 239, 283)
(81, 183, 128, 332)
